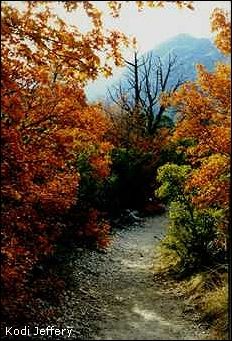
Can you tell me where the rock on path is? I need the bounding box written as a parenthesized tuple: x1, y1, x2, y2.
(36, 215, 210, 340)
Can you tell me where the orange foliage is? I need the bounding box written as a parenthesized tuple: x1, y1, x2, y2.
(170, 63, 230, 160)
(186, 154, 230, 211)
(211, 8, 231, 55)
(1, 1, 113, 314)
(81, 209, 111, 249)
(106, 103, 170, 156)
(1, 0, 194, 319)
(167, 8, 230, 236)
(107, 0, 194, 16)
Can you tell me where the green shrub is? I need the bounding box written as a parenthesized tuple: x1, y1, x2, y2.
(155, 163, 226, 277)
(157, 138, 196, 166)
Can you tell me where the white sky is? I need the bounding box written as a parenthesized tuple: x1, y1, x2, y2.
(54, 1, 231, 53)
(100, 1, 230, 53)
(9, 1, 231, 53)
(7, 1, 231, 99)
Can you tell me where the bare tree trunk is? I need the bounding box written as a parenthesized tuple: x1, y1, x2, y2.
(107, 51, 184, 136)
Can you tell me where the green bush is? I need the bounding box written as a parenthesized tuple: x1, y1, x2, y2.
(155, 163, 225, 277)
(157, 138, 196, 167)
(76, 152, 106, 210)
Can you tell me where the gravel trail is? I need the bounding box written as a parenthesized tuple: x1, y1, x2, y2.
(47, 214, 209, 340)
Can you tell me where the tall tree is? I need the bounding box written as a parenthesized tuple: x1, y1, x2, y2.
(164, 7, 230, 250)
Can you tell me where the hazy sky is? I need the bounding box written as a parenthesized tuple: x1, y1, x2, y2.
(101, 1, 230, 52)
(9, 1, 231, 53)
(81, 1, 230, 99)
(8, 1, 231, 99)
(55, 1, 231, 53)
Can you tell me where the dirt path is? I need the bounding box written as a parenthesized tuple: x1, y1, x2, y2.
(41, 214, 208, 340)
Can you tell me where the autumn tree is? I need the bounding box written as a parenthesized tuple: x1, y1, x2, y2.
(1, 0, 118, 319)
(1, 0, 194, 321)
(154, 12, 230, 339)
(155, 7, 230, 275)
(170, 8, 230, 238)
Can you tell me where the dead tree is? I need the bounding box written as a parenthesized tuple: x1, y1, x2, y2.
(108, 50, 184, 135)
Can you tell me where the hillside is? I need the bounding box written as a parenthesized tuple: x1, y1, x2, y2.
(86, 34, 226, 102)
(151, 33, 226, 84)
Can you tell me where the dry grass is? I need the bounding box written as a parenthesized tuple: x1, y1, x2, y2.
(153, 226, 229, 340)
(153, 244, 180, 276)
(153, 244, 229, 340)
(183, 269, 229, 340)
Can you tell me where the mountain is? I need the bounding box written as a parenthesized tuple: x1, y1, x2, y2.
(85, 34, 227, 102)
(151, 34, 226, 82)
